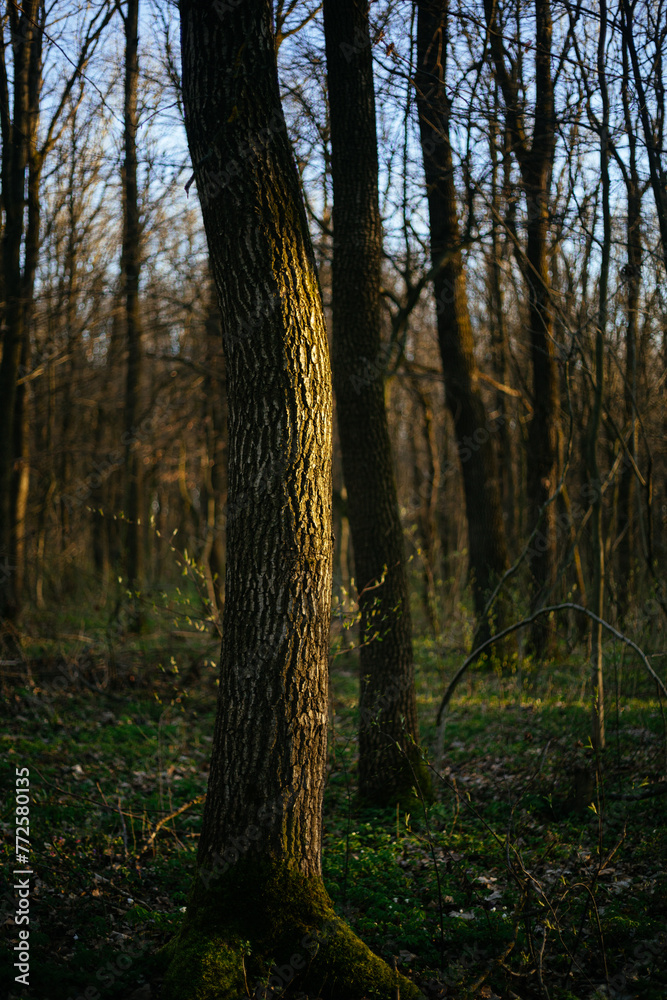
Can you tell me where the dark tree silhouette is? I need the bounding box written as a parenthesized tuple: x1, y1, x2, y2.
(415, 0, 510, 647)
(324, 0, 429, 806)
(483, 0, 561, 650)
(121, 0, 145, 591)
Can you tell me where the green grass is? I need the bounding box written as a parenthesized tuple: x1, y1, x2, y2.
(1, 587, 666, 999)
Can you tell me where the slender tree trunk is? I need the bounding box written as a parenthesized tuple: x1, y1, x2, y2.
(202, 273, 226, 614)
(10, 336, 31, 607)
(415, 0, 510, 648)
(323, 0, 429, 806)
(484, 0, 560, 652)
(11, 31, 41, 608)
(166, 3, 421, 997)
(524, 160, 560, 633)
(488, 100, 516, 551)
(410, 382, 440, 636)
(59, 148, 82, 542)
(620, 0, 667, 278)
(35, 358, 56, 607)
(617, 15, 642, 621)
(588, 0, 612, 751)
(91, 403, 110, 589)
(0, 0, 42, 626)
(122, 0, 144, 591)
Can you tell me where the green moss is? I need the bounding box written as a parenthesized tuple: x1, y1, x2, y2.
(306, 914, 422, 998)
(161, 929, 247, 1000)
(162, 857, 424, 1000)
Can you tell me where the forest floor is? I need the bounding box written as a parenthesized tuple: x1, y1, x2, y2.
(1, 584, 666, 1000)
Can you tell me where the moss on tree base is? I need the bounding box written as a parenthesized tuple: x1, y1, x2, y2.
(161, 859, 424, 1000)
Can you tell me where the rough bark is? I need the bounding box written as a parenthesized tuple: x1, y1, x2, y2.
(415, 0, 510, 648)
(165, 3, 422, 997)
(323, 0, 429, 806)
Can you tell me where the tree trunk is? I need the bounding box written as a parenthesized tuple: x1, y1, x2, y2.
(620, 0, 667, 278)
(58, 136, 83, 542)
(90, 403, 111, 589)
(588, 0, 612, 751)
(10, 337, 31, 608)
(483, 0, 560, 653)
(488, 99, 516, 550)
(323, 0, 429, 806)
(165, 3, 422, 997)
(202, 274, 226, 615)
(616, 12, 642, 621)
(523, 160, 560, 640)
(410, 382, 440, 636)
(122, 0, 144, 592)
(415, 0, 510, 649)
(0, 0, 42, 627)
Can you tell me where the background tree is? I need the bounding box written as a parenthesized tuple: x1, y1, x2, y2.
(616, 20, 644, 621)
(415, 0, 510, 647)
(323, 0, 428, 807)
(0, 0, 114, 631)
(620, 0, 667, 277)
(586, 0, 613, 749)
(121, 0, 145, 595)
(483, 0, 561, 650)
(0, 0, 42, 629)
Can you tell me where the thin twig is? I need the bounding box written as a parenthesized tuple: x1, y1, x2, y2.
(117, 796, 129, 858)
(138, 794, 205, 855)
(241, 953, 251, 998)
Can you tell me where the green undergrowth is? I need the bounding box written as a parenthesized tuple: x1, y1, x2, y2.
(1, 593, 666, 999)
